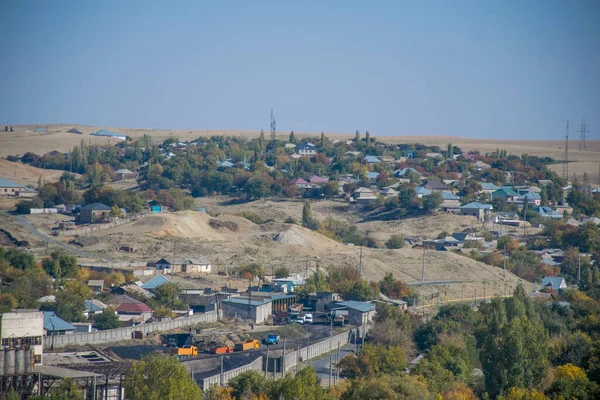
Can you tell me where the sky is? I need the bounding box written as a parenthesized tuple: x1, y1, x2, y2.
(0, 1, 598, 139)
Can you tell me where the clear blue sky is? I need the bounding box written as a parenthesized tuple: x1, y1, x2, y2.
(1, 0, 598, 139)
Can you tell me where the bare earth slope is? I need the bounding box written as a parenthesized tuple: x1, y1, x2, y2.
(74, 210, 527, 300)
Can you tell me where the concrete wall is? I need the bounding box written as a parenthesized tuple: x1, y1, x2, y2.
(44, 311, 218, 349)
(56, 216, 140, 236)
(199, 326, 370, 389)
(200, 356, 264, 390)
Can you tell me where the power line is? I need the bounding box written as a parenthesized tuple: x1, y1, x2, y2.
(578, 118, 589, 151)
(270, 108, 276, 144)
(562, 121, 569, 181)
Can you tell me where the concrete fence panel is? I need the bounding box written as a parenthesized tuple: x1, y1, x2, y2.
(44, 311, 218, 349)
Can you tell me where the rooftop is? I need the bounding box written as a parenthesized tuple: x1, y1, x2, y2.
(0, 178, 26, 188)
(335, 300, 376, 313)
(43, 312, 76, 332)
(141, 274, 172, 290)
(461, 202, 493, 210)
(80, 202, 111, 211)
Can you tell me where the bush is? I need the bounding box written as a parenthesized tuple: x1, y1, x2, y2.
(385, 235, 405, 249)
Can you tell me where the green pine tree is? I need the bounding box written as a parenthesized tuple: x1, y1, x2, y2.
(365, 131, 370, 148)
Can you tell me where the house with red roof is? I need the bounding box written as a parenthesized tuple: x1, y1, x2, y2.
(309, 176, 329, 185)
(115, 302, 153, 322)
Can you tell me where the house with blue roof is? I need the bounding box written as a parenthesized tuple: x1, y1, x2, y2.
(478, 182, 501, 194)
(536, 206, 563, 220)
(440, 191, 461, 212)
(141, 274, 172, 290)
(43, 312, 76, 336)
(363, 156, 381, 164)
(516, 191, 542, 206)
(0, 178, 37, 198)
(541, 276, 567, 293)
(460, 202, 493, 220)
(34, 127, 47, 132)
(91, 129, 128, 140)
(415, 186, 432, 198)
(332, 301, 376, 325)
(84, 299, 107, 318)
(393, 167, 422, 179)
(366, 171, 380, 180)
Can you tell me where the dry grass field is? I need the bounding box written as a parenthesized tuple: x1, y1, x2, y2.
(0, 158, 75, 187)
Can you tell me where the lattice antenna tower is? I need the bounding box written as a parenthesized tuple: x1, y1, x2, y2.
(270, 108, 276, 144)
(578, 118, 588, 150)
(562, 121, 569, 181)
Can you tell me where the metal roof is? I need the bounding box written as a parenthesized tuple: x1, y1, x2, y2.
(43, 311, 76, 332)
(222, 297, 272, 306)
(141, 274, 172, 289)
(80, 202, 111, 211)
(460, 202, 493, 210)
(0, 178, 26, 188)
(335, 301, 376, 313)
(85, 300, 104, 313)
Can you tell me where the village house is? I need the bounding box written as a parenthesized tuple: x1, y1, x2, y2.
(366, 171, 380, 180)
(78, 202, 112, 224)
(115, 301, 153, 322)
(440, 191, 461, 212)
(460, 202, 493, 220)
(541, 276, 567, 293)
(295, 143, 317, 157)
(141, 274, 172, 290)
(491, 188, 518, 201)
(0, 178, 38, 197)
(114, 168, 138, 181)
(420, 179, 449, 191)
(536, 206, 563, 220)
(329, 301, 376, 325)
(379, 187, 398, 198)
(84, 299, 107, 319)
(87, 280, 105, 293)
(363, 155, 381, 164)
(152, 258, 212, 274)
(44, 312, 76, 336)
(478, 182, 501, 195)
(308, 175, 329, 185)
(353, 187, 378, 205)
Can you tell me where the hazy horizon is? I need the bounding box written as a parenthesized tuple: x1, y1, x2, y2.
(1, 1, 598, 140)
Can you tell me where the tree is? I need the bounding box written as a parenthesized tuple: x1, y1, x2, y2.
(5, 248, 35, 270)
(354, 130, 360, 145)
(227, 370, 268, 399)
(154, 282, 185, 310)
(111, 205, 122, 218)
(125, 354, 202, 400)
(289, 130, 297, 144)
(338, 343, 407, 379)
(42, 249, 78, 281)
(42, 289, 86, 322)
(500, 387, 547, 400)
(385, 235, 405, 249)
(480, 286, 549, 398)
(274, 266, 290, 279)
(365, 131, 370, 147)
(302, 200, 319, 230)
(267, 367, 330, 400)
(322, 180, 340, 198)
(92, 308, 119, 330)
(546, 363, 599, 400)
(320, 132, 325, 148)
(423, 191, 443, 212)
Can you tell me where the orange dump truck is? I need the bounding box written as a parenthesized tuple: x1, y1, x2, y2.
(234, 339, 260, 352)
(171, 346, 198, 358)
(211, 346, 233, 354)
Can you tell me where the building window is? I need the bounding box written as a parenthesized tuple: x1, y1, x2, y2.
(34, 355, 42, 364)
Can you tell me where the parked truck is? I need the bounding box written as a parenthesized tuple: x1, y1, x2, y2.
(263, 333, 280, 345)
(234, 339, 260, 351)
(334, 315, 345, 326)
(171, 346, 198, 359)
(210, 346, 233, 354)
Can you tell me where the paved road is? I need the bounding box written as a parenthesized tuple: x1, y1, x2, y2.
(6, 212, 109, 261)
(310, 343, 355, 387)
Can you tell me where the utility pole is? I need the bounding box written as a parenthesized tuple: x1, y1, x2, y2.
(503, 245, 507, 297)
(578, 252, 581, 284)
(265, 345, 270, 378)
(421, 245, 426, 282)
(219, 355, 224, 386)
(336, 342, 341, 383)
(483, 280, 487, 301)
(281, 339, 286, 378)
(358, 246, 363, 278)
(296, 342, 300, 374)
(329, 349, 333, 387)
